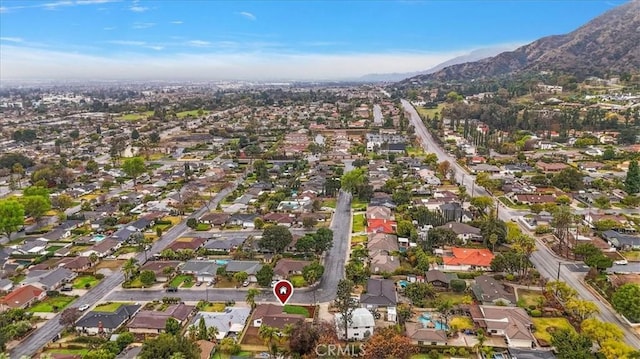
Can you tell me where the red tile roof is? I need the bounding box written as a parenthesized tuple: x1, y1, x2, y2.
(366, 219, 396, 234)
(443, 248, 494, 267)
(0, 285, 44, 309)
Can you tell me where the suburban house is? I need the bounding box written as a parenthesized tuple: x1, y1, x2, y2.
(190, 307, 251, 340)
(601, 230, 640, 250)
(180, 260, 219, 283)
(425, 270, 456, 290)
(225, 260, 263, 282)
(227, 213, 259, 228)
(11, 239, 49, 256)
(366, 206, 394, 220)
(366, 219, 397, 234)
(199, 213, 231, 227)
(470, 305, 535, 348)
(57, 256, 92, 272)
(139, 261, 182, 282)
(359, 279, 397, 322)
(437, 222, 482, 243)
(335, 308, 375, 340)
(204, 236, 246, 253)
(471, 275, 517, 305)
(273, 259, 310, 280)
(23, 267, 77, 291)
(167, 237, 206, 252)
(251, 304, 305, 330)
(441, 248, 495, 271)
(76, 304, 142, 335)
(367, 233, 399, 254)
(405, 323, 447, 346)
(0, 285, 46, 311)
(369, 252, 399, 274)
(127, 303, 195, 334)
(536, 161, 568, 173)
(513, 194, 556, 205)
(81, 238, 122, 258)
(197, 340, 215, 359)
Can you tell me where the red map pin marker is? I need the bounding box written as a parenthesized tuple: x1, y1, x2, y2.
(273, 280, 294, 305)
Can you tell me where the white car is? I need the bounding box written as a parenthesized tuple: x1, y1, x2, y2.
(78, 304, 90, 311)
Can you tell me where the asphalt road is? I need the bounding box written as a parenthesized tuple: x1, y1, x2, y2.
(11, 180, 240, 358)
(401, 99, 640, 348)
(106, 190, 353, 304)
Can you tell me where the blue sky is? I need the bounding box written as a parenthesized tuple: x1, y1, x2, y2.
(0, 0, 624, 80)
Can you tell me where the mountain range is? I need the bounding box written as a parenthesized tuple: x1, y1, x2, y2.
(403, 0, 640, 83)
(357, 47, 515, 82)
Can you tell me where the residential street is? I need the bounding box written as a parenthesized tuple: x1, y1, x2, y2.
(11, 180, 240, 359)
(401, 99, 640, 348)
(106, 190, 353, 304)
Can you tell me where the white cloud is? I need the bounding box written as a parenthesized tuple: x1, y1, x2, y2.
(103, 26, 116, 31)
(186, 40, 211, 48)
(129, 5, 148, 12)
(239, 11, 256, 21)
(0, 44, 478, 81)
(0, 37, 24, 43)
(170, 20, 183, 25)
(132, 22, 155, 29)
(76, 0, 120, 4)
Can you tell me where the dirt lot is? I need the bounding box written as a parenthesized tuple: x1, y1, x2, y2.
(95, 259, 125, 270)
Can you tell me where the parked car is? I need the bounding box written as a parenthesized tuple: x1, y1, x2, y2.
(270, 280, 278, 288)
(165, 287, 178, 292)
(61, 285, 73, 292)
(195, 281, 203, 287)
(242, 280, 250, 287)
(78, 304, 90, 311)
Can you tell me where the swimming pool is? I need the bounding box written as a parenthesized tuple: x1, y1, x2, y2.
(419, 313, 449, 330)
(92, 234, 106, 242)
(398, 280, 409, 288)
(215, 259, 229, 265)
(493, 354, 506, 359)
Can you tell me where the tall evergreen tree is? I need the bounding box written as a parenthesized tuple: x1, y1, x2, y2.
(625, 160, 640, 195)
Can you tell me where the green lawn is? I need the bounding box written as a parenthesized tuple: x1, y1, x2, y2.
(72, 275, 101, 289)
(352, 213, 365, 233)
(28, 295, 75, 313)
(621, 251, 640, 261)
(499, 196, 530, 210)
(46, 245, 65, 253)
(449, 316, 474, 331)
(94, 302, 129, 312)
(351, 198, 367, 210)
(45, 349, 90, 357)
(170, 274, 194, 288)
(531, 317, 575, 344)
(177, 109, 209, 118)
(433, 292, 473, 306)
(351, 235, 367, 244)
(117, 111, 153, 121)
(322, 199, 337, 209)
(283, 305, 310, 317)
(195, 223, 212, 231)
(215, 352, 252, 359)
(415, 103, 446, 119)
(517, 288, 545, 308)
(114, 245, 139, 256)
(199, 302, 227, 312)
(290, 275, 307, 288)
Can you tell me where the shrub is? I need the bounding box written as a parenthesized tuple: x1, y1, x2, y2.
(493, 274, 504, 281)
(95, 273, 105, 280)
(530, 309, 542, 317)
(505, 274, 516, 281)
(450, 279, 467, 292)
(46, 290, 60, 297)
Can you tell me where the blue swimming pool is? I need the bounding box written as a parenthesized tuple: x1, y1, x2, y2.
(419, 313, 449, 330)
(398, 280, 409, 288)
(215, 259, 229, 265)
(92, 234, 106, 242)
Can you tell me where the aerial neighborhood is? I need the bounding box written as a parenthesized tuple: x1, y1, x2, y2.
(1, 71, 640, 359)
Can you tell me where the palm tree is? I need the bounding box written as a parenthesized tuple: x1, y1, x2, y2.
(187, 325, 198, 341)
(207, 326, 219, 343)
(89, 253, 99, 266)
(489, 234, 499, 252)
(245, 288, 260, 310)
(258, 325, 279, 358)
(473, 329, 487, 354)
(122, 258, 138, 281)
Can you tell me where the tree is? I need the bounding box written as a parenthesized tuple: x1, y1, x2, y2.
(302, 216, 317, 229)
(83, 350, 116, 359)
(470, 196, 494, 215)
(551, 205, 573, 257)
(436, 160, 451, 178)
(21, 195, 51, 222)
(131, 128, 140, 140)
(116, 332, 134, 351)
(122, 258, 138, 281)
(302, 261, 324, 285)
(404, 282, 436, 307)
(233, 271, 248, 284)
(581, 318, 623, 346)
(566, 299, 599, 322)
(612, 283, 640, 323)
(186, 218, 198, 229)
(545, 280, 577, 304)
(149, 131, 161, 144)
(340, 168, 366, 193)
(218, 337, 241, 356)
(626, 160, 640, 194)
(396, 303, 412, 327)
(0, 199, 25, 240)
(59, 307, 81, 329)
(295, 234, 315, 253)
(427, 227, 458, 249)
(139, 270, 156, 287)
(599, 340, 639, 359)
(245, 288, 260, 309)
(313, 227, 334, 254)
(551, 329, 592, 359)
(551, 167, 584, 191)
(52, 193, 74, 211)
(594, 195, 611, 209)
(121, 157, 146, 185)
(256, 265, 274, 287)
(165, 317, 181, 335)
(335, 279, 357, 340)
(253, 160, 270, 183)
(139, 333, 200, 359)
(288, 321, 319, 356)
(258, 325, 280, 358)
(361, 326, 416, 359)
(259, 225, 292, 254)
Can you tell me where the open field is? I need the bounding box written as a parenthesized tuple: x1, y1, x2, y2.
(517, 288, 544, 308)
(177, 109, 210, 118)
(117, 111, 153, 121)
(416, 103, 446, 119)
(95, 260, 125, 270)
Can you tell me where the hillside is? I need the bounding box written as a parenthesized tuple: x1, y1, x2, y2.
(406, 0, 640, 83)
